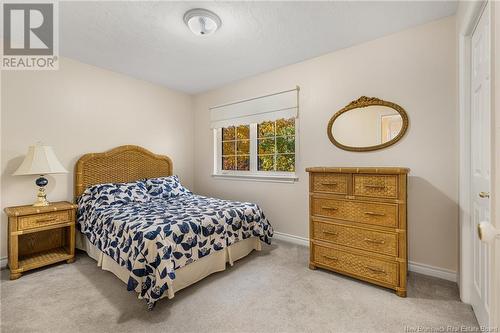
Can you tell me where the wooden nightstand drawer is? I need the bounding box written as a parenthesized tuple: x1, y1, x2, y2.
(18, 210, 71, 231)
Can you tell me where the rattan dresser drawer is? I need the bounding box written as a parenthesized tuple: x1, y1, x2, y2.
(312, 221, 398, 256)
(311, 173, 348, 195)
(311, 197, 398, 228)
(353, 174, 398, 199)
(313, 243, 398, 286)
(18, 210, 71, 231)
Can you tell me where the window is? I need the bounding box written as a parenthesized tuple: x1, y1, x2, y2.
(257, 118, 295, 172)
(222, 125, 250, 171)
(215, 118, 297, 180)
(210, 87, 299, 181)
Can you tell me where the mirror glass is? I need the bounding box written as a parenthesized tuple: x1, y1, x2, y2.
(331, 105, 404, 149)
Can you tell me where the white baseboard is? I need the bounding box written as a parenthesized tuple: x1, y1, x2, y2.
(408, 261, 457, 282)
(273, 231, 458, 282)
(273, 231, 309, 247)
(0, 256, 7, 270)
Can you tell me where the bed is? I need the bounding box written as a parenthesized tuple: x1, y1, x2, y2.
(74, 145, 273, 309)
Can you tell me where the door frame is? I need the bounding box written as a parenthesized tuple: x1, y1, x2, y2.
(458, 0, 498, 328)
(493, 1, 500, 328)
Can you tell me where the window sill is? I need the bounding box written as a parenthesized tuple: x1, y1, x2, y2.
(211, 173, 298, 183)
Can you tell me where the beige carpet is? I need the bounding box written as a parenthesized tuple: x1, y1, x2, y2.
(0, 240, 477, 333)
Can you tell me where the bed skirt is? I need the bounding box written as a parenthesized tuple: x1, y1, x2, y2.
(76, 231, 262, 300)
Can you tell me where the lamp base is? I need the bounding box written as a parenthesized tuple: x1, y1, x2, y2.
(33, 176, 50, 207)
(33, 195, 50, 207)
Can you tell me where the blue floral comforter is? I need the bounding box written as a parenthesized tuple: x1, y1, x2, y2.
(77, 178, 273, 308)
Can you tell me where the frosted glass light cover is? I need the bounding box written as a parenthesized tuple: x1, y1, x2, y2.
(184, 9, 221, 36)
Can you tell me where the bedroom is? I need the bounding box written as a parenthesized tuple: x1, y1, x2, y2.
(1, 1, 499, 332)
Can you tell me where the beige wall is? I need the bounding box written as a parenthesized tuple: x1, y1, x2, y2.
(193, 17, 458, 271)
(0, 57, 194, 259)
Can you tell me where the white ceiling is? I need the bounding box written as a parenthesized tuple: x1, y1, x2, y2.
(60, 1, 457, 94)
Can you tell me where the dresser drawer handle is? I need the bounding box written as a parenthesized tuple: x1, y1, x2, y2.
(36, 217, 57, 223)
(322, 255, 339, 261)
(364, 238, 385, 244)
(365, 265, 386, 274)
(321, 206, 338, 211)
(321, 182, 338, 186)
(364, 184, 386, 189)
(364, 211, 386, 217)
(323, 230, 338, 236)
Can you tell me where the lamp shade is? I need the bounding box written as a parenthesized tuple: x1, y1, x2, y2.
(13, 144, 68, 176)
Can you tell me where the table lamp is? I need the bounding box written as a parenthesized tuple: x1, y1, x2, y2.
(13, 143, 68, 206)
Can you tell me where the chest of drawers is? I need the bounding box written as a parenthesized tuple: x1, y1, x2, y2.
(306, 167, 409, 297)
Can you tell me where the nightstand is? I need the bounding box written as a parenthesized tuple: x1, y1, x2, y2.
(4, 201, 77, 280)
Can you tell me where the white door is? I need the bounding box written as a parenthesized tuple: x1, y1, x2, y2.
(470, 2, 491, 327)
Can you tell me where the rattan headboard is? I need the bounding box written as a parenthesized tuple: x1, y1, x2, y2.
(74, 145, 173, 198)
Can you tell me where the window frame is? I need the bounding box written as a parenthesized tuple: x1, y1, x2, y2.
(213, 119, 299, 182)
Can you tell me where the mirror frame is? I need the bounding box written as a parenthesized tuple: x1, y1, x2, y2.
(327, 96, 409, 152)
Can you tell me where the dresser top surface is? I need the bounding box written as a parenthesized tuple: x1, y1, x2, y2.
(305, 167, 410, 174)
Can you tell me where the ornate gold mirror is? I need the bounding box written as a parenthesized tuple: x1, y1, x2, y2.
(327, 96, 409, 152)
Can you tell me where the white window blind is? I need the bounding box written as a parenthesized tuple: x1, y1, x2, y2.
(209, 87, 299, 129)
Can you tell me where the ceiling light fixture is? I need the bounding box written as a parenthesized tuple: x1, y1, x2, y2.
(183, 8, 221, 36)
